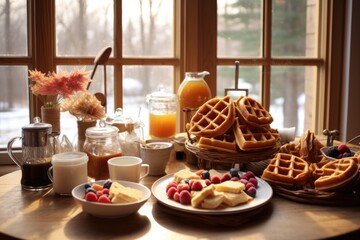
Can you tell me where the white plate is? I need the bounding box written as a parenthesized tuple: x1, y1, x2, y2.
(151, 173, 273, 215)
(72, 180, 151, 218)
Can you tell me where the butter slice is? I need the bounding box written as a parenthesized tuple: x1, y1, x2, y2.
(109, 182, 142, 203)
(221, 191, 252, 207)
(214, 181, 245, 194)
(191, 184, 215, 208)
(173, 169, 200, 183)
(200, 191, 224, 209)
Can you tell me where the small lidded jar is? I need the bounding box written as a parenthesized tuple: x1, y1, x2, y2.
(146, 87, 177, 138)
(83, 123, 122, 180)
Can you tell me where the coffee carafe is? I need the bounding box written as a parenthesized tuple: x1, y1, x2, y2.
(7, 117, 54, 191)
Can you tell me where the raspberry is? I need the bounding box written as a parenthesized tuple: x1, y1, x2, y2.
(231, 177, 240, 181)
(239, 178, 248, 185)
(245, 182, 255, 190)
(173, 192, 180, 202)
(102, 188, 110, 195)
(98, 195, 111, 203)
(248, 177, 258, 188)
(240, 175, 248, 181)
(337, 144, 350, 154)
(191, 181, 203, 191)
(246, 186, 257, 198)
(244, 171, 255, 179)
(205, 179, 211, 186)
(84, 192, 97, 202)
(220, 173, 231, 182)
(211, 175, 221, 184)
(179, 191, 192, 205)
(166, 181, 178, 192)
(177, 183, 190, 193)
(337, 153, 343, 159)
(167, 186, 177, 199)
(96, 190, 103, 197)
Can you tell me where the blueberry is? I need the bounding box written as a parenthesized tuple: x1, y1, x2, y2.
(201, 170, 210, 180)
(85, 187, 96, 194)
(327, 147, 339, 158)
(84, 183, 92, 190)
(342, 152, 353, 158)
(103, 180, 113, 189)
(229, 168, 239, 178)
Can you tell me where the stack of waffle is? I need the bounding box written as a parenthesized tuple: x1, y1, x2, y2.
(186, 95, 279, 153)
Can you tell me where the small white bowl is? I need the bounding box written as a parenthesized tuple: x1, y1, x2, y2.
(72, 180, 151, 218)
(320, 146, 356, 161)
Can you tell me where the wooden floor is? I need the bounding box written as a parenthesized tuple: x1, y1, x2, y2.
(0, 165, 20, 176)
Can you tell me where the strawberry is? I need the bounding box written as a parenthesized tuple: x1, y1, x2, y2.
(248, 177, 258, 188)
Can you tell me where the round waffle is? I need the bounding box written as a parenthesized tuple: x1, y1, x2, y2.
(313, 158, 359, 191)
(261, 153, 311, 188)
(237, 96, 273, 125)
(188, 96, 235, 138)
(233, 114, 278, 151)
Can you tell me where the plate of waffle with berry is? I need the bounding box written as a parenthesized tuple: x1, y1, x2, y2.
(151, 168, 272, 215)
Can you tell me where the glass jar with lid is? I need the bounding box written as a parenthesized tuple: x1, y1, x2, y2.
(146, 87, 177, 138)
(83, 123, 122, 180)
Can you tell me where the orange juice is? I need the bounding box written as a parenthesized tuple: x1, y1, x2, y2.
(149, 113, 176, 138)
(178, 79, 211, 109)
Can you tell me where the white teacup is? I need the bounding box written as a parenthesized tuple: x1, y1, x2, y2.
(140, 142, 173, 176)
(48, 152, 88, 196)
(108, 156, 149, 182)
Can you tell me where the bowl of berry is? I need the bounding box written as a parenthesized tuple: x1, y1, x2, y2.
(72, 179, 151, 218)
(320, 143, 356, 161)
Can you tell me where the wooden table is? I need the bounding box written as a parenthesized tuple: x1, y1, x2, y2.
(0, 156, 359, 240)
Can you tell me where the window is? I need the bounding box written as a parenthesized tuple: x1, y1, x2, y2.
(0, 0, 350, 156)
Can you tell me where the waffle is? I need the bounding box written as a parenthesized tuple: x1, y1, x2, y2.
(236, 96, 273, 125)
(313, 158, 359, 191)
(188, 96, 235, 138)
(261, 153, 311, 188)
(299, 130, 324, 163)
(197, 129, 237, 153)
(233, 114, 278, 151)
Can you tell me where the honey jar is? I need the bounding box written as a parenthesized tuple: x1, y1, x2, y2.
(83, 124, 122, 180)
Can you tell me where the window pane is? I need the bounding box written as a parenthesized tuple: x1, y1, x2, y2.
(270, 66, 316, 136)
(0, 66, 29, 147)
(217, 66, 261, 99)
(217, 0, 262, 57)
(272, 0, 318, 57)
(123, 66, 174, 136)
(122, 0, 174, 57)
(56, 0, 114, 56)
(0, 0, 27, 55)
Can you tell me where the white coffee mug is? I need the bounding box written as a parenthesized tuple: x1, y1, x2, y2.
(108, 156, 149, 182)
(48, 152, 88, 196)
(140, 142, 173, 176)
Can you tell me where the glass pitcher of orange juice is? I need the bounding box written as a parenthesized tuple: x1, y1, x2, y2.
(177, 71, 212, 110)
(146, 87, 177, 138)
